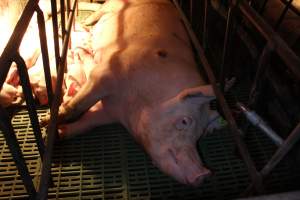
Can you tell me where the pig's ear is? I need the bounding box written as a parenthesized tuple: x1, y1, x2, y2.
(178, 85, 215, 103)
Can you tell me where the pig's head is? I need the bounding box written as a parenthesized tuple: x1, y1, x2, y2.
(135, 85, 222, 187)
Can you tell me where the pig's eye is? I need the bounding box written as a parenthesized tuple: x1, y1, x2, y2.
(175, 116, 193, 131)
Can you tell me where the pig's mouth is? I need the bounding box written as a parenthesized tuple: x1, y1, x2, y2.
(152, 147, 211, 187)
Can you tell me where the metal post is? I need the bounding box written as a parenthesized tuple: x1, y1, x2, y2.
(0, 106, 36, 198)
(202, 0, 208, 50)
(50, 0, 61, 72)
(173, 0, 264, 194)
(36, 6, 54, 106)
(60, 0, 66, 42)
(275, 0, 294, 30)
(37, 1, 78, 199)
(14, 53, 45, 158)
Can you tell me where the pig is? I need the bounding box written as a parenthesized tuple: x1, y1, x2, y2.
(0, 83, 22, 107)
(47, 0, 224, 186)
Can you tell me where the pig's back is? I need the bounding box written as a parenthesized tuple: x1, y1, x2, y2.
(92, 0, 190, 52)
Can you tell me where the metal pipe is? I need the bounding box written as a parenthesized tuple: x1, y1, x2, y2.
(219, 2, 235, 92)
(173, 0, 264, 194)
(60, 0, 66, 42)
(50, 0, 61, 72)
(202, 0, 208, 50)
(0, 106, 36, 198)
(275, 0, 294, 30)
(249, 42, 273, 105)
(36, 5, 54, 106)
(37, 1, 78, 198)
(236, 0, 300, 80)
(14, 53, 45, 158)
(259, 0, 269, 14)
(0, 0, 39, 89)
(237, 103, 284, 147)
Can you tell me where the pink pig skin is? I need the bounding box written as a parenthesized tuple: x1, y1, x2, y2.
(54, 0, 221, 186)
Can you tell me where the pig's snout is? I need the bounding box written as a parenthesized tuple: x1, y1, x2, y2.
(186, 166, 211, 187)
(154, 147, 211, 187)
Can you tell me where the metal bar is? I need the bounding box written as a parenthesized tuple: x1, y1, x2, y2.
(259, 0, 269, 14)
(245, 122, 300, 193)
(36, 5, 54, 106)
(37, 1, 77, 198)
(0, 0, 39, 89)
(14, 53, 45, 158)
(237, 103, 284, 146)
(260, 122, 300, 177)
(236, 0, 300, 80)
(202, 0, 208, 50)
(60, 0, 66, 42)
(189, 0, 193, 25)
(275, 0, 294, 30)
(280, 0, 300, 16)
(173, 0, 263, 194)
(219, 3, 234, 92)
(249, 43, 273, 105)
(0, 106, 37, 198)
(50, 0, 61, 72)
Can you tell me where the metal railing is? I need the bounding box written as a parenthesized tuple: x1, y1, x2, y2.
(174, 0, 300, 196)
(0, 0, 77, 199)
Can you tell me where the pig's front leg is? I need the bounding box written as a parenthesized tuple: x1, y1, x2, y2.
(59, 66, 113, 123)
(58, 101, 115, 139)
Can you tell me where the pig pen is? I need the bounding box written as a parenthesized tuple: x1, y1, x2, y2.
(0, 0, 300, 199)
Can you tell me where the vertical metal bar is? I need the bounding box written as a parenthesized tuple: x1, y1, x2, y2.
(37, 1, 77, 199)
(36, 6, 54, 106)
(259, 0, 270, 14)
(189, 0, 193, 25)
(0, 106, 37, 198)
(219, 3, 234, 92)
(249, 43, 273, 105)
(50, 0, 61, 72)
(60, 0, 66, 42)
(172, 0, 264, 194)
(67, 0, 70, 17)
(14, 53, 45, 158)
(202, 0, 208, 50)
(275, 0, 294, 30)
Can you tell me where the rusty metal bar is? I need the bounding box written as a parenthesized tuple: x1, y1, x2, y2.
(50, 0, 61, 72)
(219, 3, 235, 91)
(173, 0, 264, 194)
(36, 5, 54, 106)
(14, 53, 45, 158)
(60, 0, 66, 42)
(0, 106, 36, 198)
(236, 0, 300, 80)
(275, 0, 294, 30)
(37, 1, 78, 198)
(0, 0, 39, 89)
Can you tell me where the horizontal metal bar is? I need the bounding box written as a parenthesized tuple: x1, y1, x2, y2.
(237, 103, 284, 146)
(37, 0, 78, 199)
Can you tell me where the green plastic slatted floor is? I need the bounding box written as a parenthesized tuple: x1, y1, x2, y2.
(0, 108, 299, 200)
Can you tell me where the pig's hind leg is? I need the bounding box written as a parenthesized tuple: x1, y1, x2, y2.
(58, 101, 115, 139)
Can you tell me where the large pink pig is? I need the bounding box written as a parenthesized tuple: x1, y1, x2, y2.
(52, 0, 223, 186)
